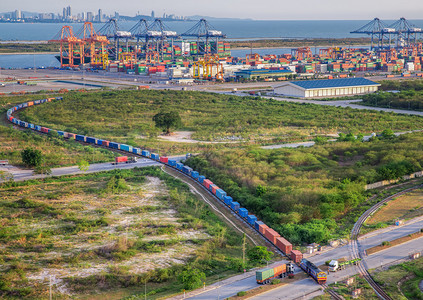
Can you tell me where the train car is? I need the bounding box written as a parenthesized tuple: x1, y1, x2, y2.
(223, 195, 233, 206)
(86, 137, 97, 144)
(67, 133, 76, 140)
(75, 135, 86, 142)
(109, 142, 120, 150)
(120, 144, 133, 153)
(247, 215, 257, 226)
(255, 221, 269, 234)
(57, 131, 65, 136)
(102, 140, 110, 147)
(209, 183, 217, 193)
(150, 153, 160, 160)
(35, 125, 42, 131)
(182, 166, 193, 175)
(133, 148, 141, 155)
(215, 189, 226, 200)
(239, 208, 248, 219)
(191, 171, 199, 180)
(203, 179, 213, 189)
(198, 175, 205, 183)
(142, 150, 150, 157)
(168, 159, 177, 167)
(299, 259, 327, 284)
(176, 163, 184, 171)
(160, 157, 169, 164)
(230, 201, 240, 212)
(41, 127, 50, 134)
(27, 101, 34, 107)
(96, 139, 104, 146)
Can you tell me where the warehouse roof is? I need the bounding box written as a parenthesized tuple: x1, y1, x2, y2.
(288, 78, 380, 90)
(235, 69, 292, 75)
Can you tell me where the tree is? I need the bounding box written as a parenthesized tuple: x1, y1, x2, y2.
(78, 160, 90, 172)
(247, 246, 273, 264)
(177, 267, 206, 290)
(21, 148, 42, 168)
(152, 111, 182, 134)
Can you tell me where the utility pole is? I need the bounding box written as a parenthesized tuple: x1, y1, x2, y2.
(49, 275, 52, 300)
(242, 233, 246, 271)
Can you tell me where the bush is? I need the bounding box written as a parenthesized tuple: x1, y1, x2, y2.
(381, 241, 390, 246)
(177, 267, 206, 290)
(271, 279, 280, 284)
(237, 291, 247, 296)
(21, 148, 42, 167)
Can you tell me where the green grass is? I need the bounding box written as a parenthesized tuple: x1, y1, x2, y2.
(0, 167, 260, 299)
(184, 133, 423, 245)
(17, 89, 423, 156)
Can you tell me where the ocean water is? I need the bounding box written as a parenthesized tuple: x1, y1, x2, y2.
(2, 19, 423, 41)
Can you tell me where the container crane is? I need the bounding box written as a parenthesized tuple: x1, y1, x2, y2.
(388, 17, 423, 48)
(291, 47, 312, 61)
(193, 54, 223, 81)
(181, 19, 226, 56)
(129, 18, 150, 58)
(49, 26, 85, 68)
(77, 22, 109, 69)
(98, 18, 133, 61)
(351, 18, 394, 50)
(145, 19, 179, 60)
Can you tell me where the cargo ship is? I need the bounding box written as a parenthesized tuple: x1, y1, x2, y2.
(55, 55, 91, 65)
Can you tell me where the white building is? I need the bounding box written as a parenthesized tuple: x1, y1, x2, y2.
(274, 78, 380, 98)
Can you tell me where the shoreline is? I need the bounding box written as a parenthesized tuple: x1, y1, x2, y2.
(0, 52, 59, 55)
(231, 44, 371, 50)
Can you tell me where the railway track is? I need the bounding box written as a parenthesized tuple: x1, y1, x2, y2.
(349, 184, 423, 300)
(321, 284, 343, 300)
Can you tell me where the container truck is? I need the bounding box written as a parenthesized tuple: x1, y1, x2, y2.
(328, 258, 361, 272)
(112, 156, 137, 165)
(256, 263, 294, 284)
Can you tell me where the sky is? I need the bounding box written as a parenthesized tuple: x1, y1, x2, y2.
(4, 0, 423, 20)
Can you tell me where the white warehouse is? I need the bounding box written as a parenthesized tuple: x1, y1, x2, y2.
(274, 78, 380, 98)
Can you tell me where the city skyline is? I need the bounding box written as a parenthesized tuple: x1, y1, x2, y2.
(2, 0, 423, 20)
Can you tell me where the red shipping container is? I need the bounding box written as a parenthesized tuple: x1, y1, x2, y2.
(258, 223, 269, 235)
(265, 228, 281, 244)
(8, 116, 13, 122)
(212, 185, 220, 195)
(41, 127, 49, 133)
(276, 237, 292, 255)
(160, 157, 168, 164)
(203, 179, 213, 189)
(291, 250, 303, 263)
(102, 140, 110, 147)
(115, 156, 128, 163)
(27, 101, 34, 106)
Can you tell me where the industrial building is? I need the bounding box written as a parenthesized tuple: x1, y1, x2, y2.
(273, 78, 380, 98)
(234, 68, 293, 80)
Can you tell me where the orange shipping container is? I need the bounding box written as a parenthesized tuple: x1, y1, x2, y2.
(276, 237, 292, 255)
(273, 264, 286, 276)
(258, 223, 269, 235)
(27, 101, 34, 106)
(291, 250, 303, 263)
(264, 228, 280, 244)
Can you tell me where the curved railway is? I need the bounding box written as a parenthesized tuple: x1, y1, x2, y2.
(349, 184, 423, 300)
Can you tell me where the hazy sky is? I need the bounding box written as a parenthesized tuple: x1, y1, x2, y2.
(4, 0, 423, 20)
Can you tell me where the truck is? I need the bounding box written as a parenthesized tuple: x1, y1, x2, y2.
(112, 156, 137, 165)
(256, 263, 295, 284)
(328, 258, 362, 272)
(0, 160, 9, 165)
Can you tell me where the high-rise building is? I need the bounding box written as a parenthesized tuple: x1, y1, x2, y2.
(87, 12, 93, 22)
(13, 10, 22, 19)
(151, 11, 155, 19)
(63, 8, 66, 19)
(97, 9, 102, 22)
(66, 6, 72, 19)
(81, 12, 85, 21)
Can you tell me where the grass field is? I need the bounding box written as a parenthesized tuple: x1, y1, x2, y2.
(367, 188, 423, 225)
(0, 167, 254, 299)
(17, 89, 423, 157)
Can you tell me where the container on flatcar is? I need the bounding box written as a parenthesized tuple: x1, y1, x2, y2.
(230, 201, 240, 212)
(97, 139, 104, 146)
(215, 189, 226, 200)
(212, 185, 221, 195)
(86, 137, 97, 144)
(182, 166, 193, 175)
(168, 159, 177, 167)
(198, 175, 205, 183)
(247, 215, 257, 225)
(238, 208, 248, 218)
(176, 163, 184, 170)
(76, 135, 86, 142)
(264, 228, 281, 244)
(57, 131, 65, 136)
(291, 250, 303, 263)
(203, 179, 213, 189)
(276, 237, 292, 255)
(41, 127, 50, 134)
(255, 221, 269, 234)
(223, 195, 233, 206)
(102, 140, 110, 147)
(191, 171, 199, 179)
(160, 156, 169, 163)
(142, 150, 150, 157)
(150, 153, 160, 160)
(120, 144, 133, 152)
(67, 133, 76, 139)
(35, 125, 41, 131)
(133, 148, 141, 155)
(109, 142, 120, 149)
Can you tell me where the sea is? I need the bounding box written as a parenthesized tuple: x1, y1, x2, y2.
(1, 19, 423, 68)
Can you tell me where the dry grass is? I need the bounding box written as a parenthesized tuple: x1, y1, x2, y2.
(367, 188, 423, 225)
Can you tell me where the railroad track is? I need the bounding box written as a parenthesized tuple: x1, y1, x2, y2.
(321, 284, 343, 300)
(349, 184, 423, 300)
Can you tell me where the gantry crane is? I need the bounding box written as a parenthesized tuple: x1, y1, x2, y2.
(49, 26, 85, 68)
(78, 22, 110, 69)
(193, 54, 223, 81)
(291, 47, 313, 61)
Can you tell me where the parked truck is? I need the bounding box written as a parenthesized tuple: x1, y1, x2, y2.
(256, 263, 295, 284)
(112, 156, 137, 165)
(328, 258, 361, 272)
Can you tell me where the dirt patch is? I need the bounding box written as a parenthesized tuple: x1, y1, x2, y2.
(157, 131, 242, 144)
(367, 188, 423, 225)
(366, 231, 423, 255)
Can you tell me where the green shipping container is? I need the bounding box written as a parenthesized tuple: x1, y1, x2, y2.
(256, 268, 274, 281)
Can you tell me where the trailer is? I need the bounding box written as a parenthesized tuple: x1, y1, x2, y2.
(256, 263, 294, 284)
(112, 156, 137, 165)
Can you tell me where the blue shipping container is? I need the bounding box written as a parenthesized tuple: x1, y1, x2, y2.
(209, 183, 216, 192)
(133, 148, 141, 155)
(109, 142, 120, 149)
(247, 215, 257, 226)
(216, 189, 227, 200)
(224, 196, 233, 206)
(182, 166, 193, 175)
(191, 171, 199, 179)
(120, 144, 133, 152)
(198, 175, 206, 183)
(28, 124, 35, 129)
(97, 139, 104, 145)
(150, 153, 159, 160)
(255, 221, 265, 231)
(142, 150, 150, 157)
(239, 208, 248, 218)
(168, 160, 177, 167)
(35, 125, 41, 131)
(76, 135, 86, 142)
(176, 163, 183, 170)
(57, 131, 65, 136)
(86, 137, 97, 144)
(231, 202, 240, 212)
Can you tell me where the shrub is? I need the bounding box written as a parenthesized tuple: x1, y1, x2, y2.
(237, 291, 247, 296)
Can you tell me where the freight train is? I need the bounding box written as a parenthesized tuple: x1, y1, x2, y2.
(299, 258, 327, 284)
(7, 97, 325, 285)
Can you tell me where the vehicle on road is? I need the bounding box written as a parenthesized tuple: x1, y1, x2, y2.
(328, 258, 361, 272)
(112, 156, 137, 165)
